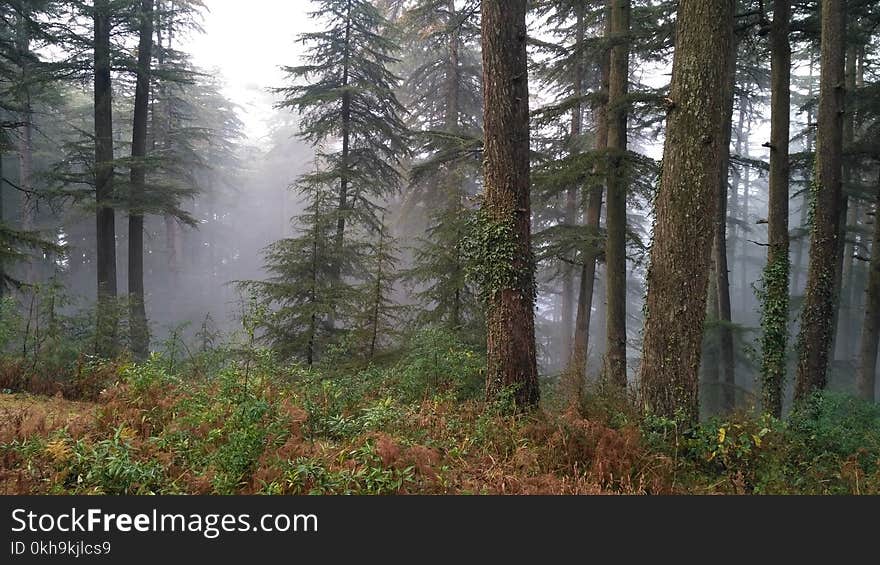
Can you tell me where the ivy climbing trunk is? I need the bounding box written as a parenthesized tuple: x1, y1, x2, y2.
(794, 0, 846, 402)
(638, 0, 735, 422)
(604, 0, 630, 389)
(128, 0, 155, 361)
(94, 0, 118, 358)
(480, 0, 539, 409)
(759, 0, 791, 418)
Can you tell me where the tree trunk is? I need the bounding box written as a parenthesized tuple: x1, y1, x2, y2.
(857, 170, 880, 402)
(713, 31, 738, 414)
(445, 0, 463, 329)
(128, 0, 154, 361)
(94, 0, 118, 357)
(792, 54, 816, 294)
(480, 0, 539, 409)
(831, 44, 858, 362)
(759, 0, 791, 419)
(794, 0, 846, 401)
(638, 0, 735, 422)
(604, 0, 630, 389)
(568, 1, 610, 392)
(334, 0, 353, 284)
(16, 12, 35, 284)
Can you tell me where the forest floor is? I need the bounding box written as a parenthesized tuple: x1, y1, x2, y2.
(2, 338, 880, 495)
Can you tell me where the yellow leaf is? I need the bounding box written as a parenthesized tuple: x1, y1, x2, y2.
(717, 427, 726, 444)
(752, 434, 762, 447)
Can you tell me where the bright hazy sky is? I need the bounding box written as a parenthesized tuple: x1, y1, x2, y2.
(186, 0, 314, 144)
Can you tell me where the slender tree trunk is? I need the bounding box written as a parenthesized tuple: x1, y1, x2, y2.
(94, 0, 118, 357)
(638, 0, 735, 422)
(128, 0, 154, 361)
(335, 1, 353, 282)
(16, 12, 35, 284)
(445, 0, 463, 329)
(857, 170, 880, 401)
(604, 0, 630, 389)
(831, 45, 858, 362)
(560, 4, 586, 363)
(704, 261, 720, 414)
(480, 0, 539, 408)
(713, 30, 738, 414)
(0, 152, 5, 297)
(794, 0, 846, 401)
(759, 0, 791, 418)
(569, 2, 610, 390)
(792, 55, 816, 294)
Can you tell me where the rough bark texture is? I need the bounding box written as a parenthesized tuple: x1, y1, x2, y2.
(794, 0, 846, 401)
(128, 0, 155, 361)
(604, 0, 630, 389)
(759, 0, 791, 418)
(94, 0, 118, 357)
(480, 0, 539, 408)
(638, 0, 735, 422)
(713, 31, 738, 414)
(857, 170, 880, 401)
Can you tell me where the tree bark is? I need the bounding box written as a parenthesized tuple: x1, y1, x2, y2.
(94, 0, 118, 357)
(604, 0, 630, 389)
(480, 0, 539, 409)
(759, 0, 791, 418)
(128, 0, 154, 361)
(713, 30, 737, 414)
(794, 0, 846, 401)
(857, 170, 880, 402)
(638, 0, 735, 422)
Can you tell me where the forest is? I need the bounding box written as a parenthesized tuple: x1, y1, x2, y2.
(0, 0, 879, 495)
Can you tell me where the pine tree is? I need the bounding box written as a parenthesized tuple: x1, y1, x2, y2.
(398, 0, 483, 338)
(639, 0, 736, 422)
(479, 0, 539, 408)
(794, 0, 846, 401)
(276, 0, 410, 288)
(759, 0, 792, 418)
(240, 179, 355, 365)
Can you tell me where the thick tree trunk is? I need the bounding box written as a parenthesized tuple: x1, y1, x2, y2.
(480, 0, 539, 409)
(604, 0, 630, 389)
(794, 0, 846, 401)
(713, 31, 738, 414)
(759, 0, 791, 418)
(94, 0, 118, 357)
(857, 170, 880, 402)
(128, 0, 154, 361)
(638, 0, 735, 422)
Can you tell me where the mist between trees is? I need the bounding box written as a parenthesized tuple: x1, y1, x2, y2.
(1, 0, 879, 427)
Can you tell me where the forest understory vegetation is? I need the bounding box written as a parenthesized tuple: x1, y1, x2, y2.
(3, 0, 880, 496)
(2, 310, 879, 495)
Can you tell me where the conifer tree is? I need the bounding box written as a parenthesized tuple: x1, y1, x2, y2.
(398, 0, 483, 338)
(276, 0, 410, 287)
